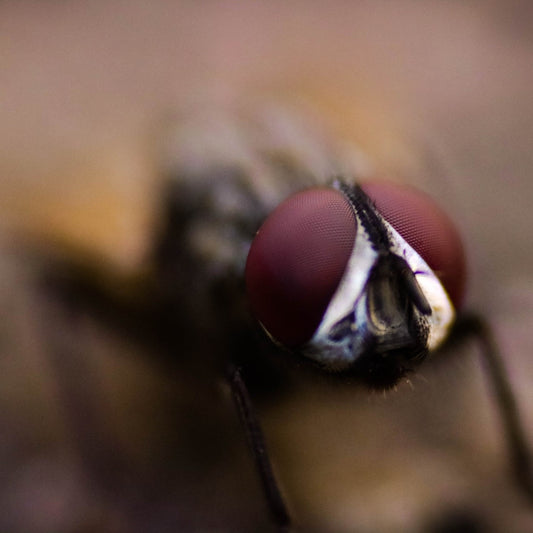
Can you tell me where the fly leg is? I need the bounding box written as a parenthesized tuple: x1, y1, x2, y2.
(227, 364, 291, 530)
(447, 312, 533, 505)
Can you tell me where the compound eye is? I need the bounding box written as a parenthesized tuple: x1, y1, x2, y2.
(245, 188, 356, 347)
(362, 181, 466, 308)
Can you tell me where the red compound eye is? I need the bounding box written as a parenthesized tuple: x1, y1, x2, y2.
(362, 181, 466, 308)
(245, 182, 467, 348)
(245, 188, 356, 347)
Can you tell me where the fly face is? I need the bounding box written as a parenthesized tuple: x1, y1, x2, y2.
(246, 179, 462, 387)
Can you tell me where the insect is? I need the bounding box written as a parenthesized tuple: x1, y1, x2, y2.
(27, 106, 533, 531)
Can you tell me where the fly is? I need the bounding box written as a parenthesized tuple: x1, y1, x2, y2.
(34, 107, 533, 531)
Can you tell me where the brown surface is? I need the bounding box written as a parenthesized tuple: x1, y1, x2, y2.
(1, 1, 533, 531)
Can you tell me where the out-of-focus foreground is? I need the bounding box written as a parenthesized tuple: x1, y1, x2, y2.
(1, 2, 533, 532)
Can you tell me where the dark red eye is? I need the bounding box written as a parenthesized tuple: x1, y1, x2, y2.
(362, 181, 466, 308)
(245, 181, 466, 348)
(245, 188, 356, 347)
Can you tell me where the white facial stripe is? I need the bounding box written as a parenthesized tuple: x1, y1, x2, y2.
(302, 186, 455, 371)
(303, 216, 378, 370)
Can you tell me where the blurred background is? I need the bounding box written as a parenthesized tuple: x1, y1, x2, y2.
(1, 1, 533, 531)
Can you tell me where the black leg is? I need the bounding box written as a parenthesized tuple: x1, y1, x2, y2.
(227, 365, 291, 530)
(448, 312, 533, 504)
